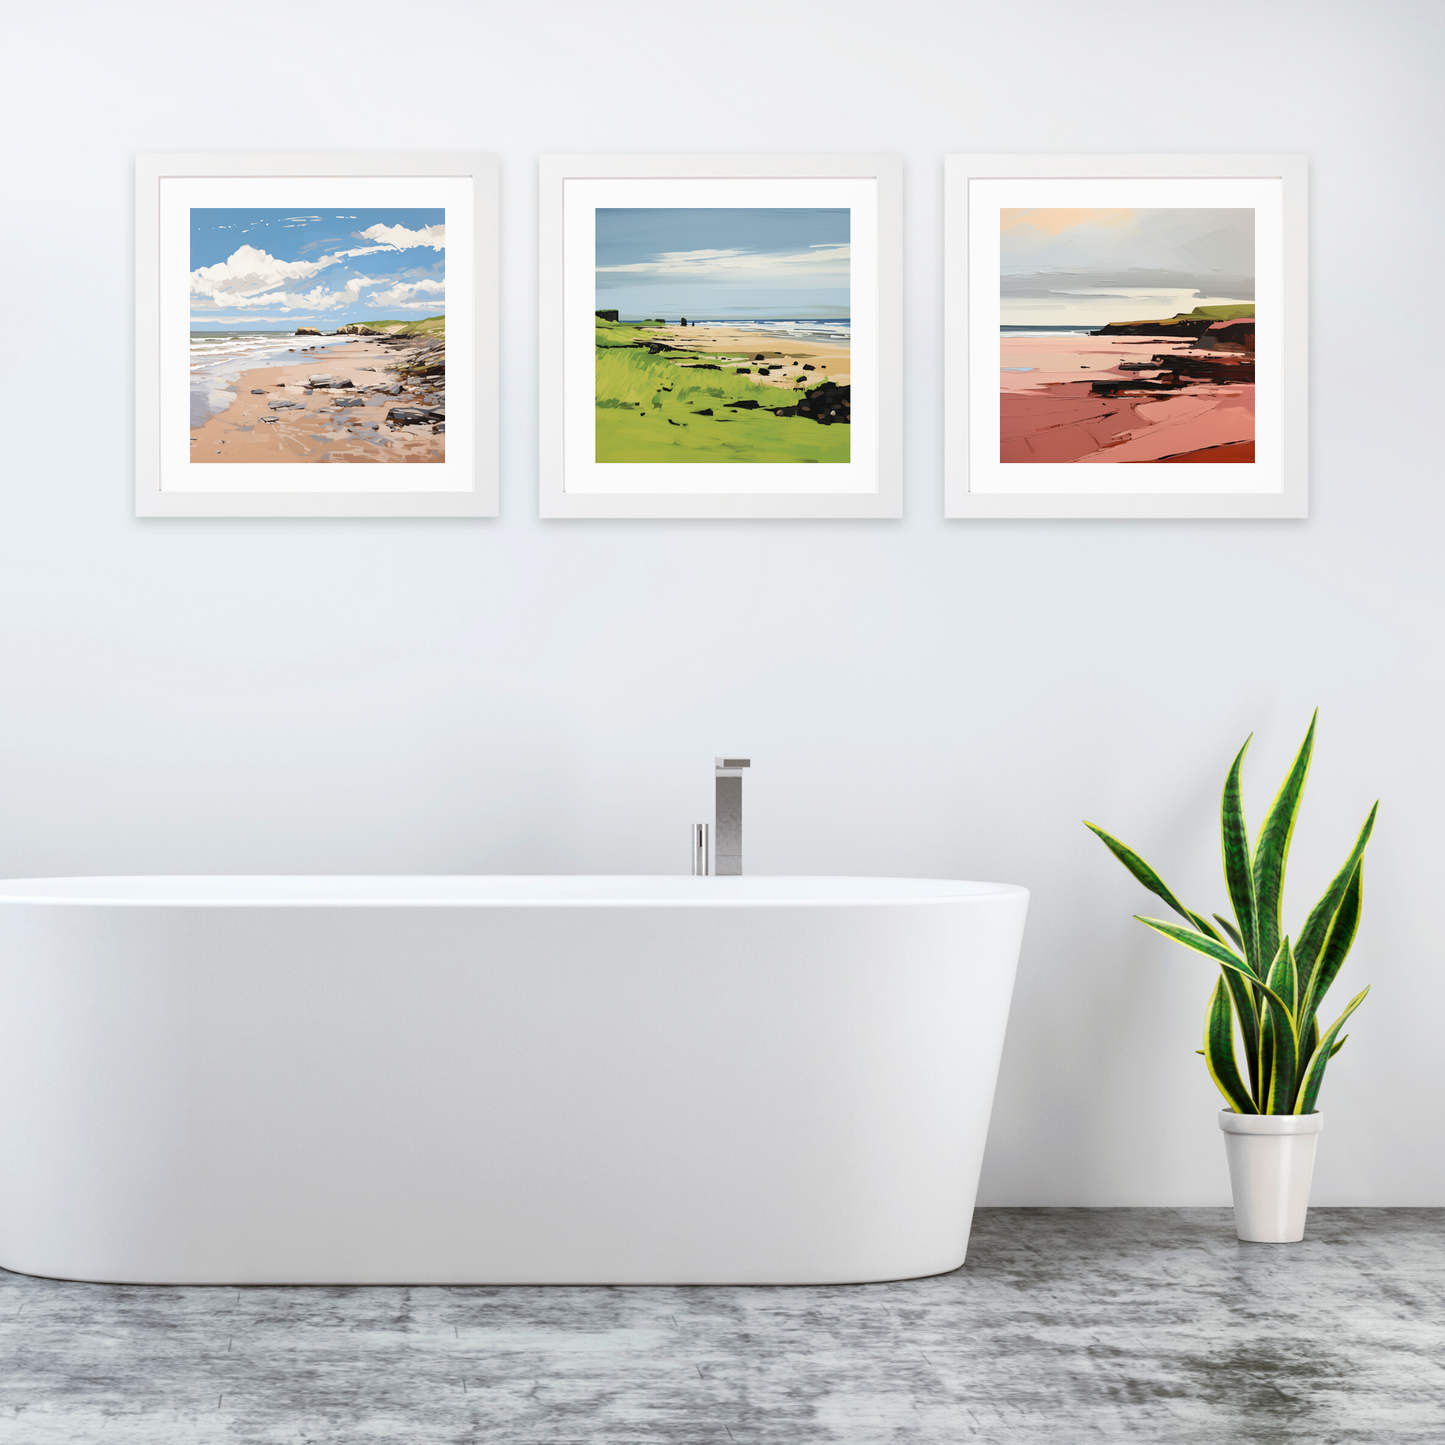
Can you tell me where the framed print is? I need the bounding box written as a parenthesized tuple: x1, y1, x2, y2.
(539, 154, 902, 519)
(944, 154, 1307, 519)
(136, 152, 498, 518)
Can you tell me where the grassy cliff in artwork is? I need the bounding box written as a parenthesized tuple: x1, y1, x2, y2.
(358, 315, 446, 337)
(1183, 304, 1255, 322)
(1090, 303, 1254, 338)
(594, 320, 849, 464)
(596, 318, 667, 348)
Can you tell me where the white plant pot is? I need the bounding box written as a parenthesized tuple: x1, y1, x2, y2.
(1218, 1109, 1323, 1242)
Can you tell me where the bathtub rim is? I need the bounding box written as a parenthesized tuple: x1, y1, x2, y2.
(0, 874, 1029, 909)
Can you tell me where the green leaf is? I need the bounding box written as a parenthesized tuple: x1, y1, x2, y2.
(1260, 1002, 1299, 1114)
(1084, 822, 1198, 927)
(1299, 864, 1363, 1057)
(1252, 711, 1318, 973)
(1186, 911, 1228, 945)
(1295, 987, 1370, 1113)
(1204, 975, 1257, 1113)
(1261, 939, 1300, 1111)
(1297, 807, 1375, 970)
(1213, 914, 1244, 951)
(1217, 960, 1262, 1105)
(1138, 916, 1285, 1116)
(1265, 937, 1300, 1018)
(1137, 916, 1302, 1113)
(1221, 736, 1259, 971)
(1298, 821, 1373, 1033)
(1328, 1034, 1348, 1058)
(1133, 916, 1260, 980)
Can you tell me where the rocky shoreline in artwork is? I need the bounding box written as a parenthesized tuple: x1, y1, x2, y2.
(1090, 314, 1252, 341)
(1086, 309, 1254, 394)
(1000, 306, 1256, 465)
(190, 327, 447, 464)
(279, 335, 445, 431)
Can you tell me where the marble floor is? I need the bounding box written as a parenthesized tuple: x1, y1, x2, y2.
(0, 1209, 1440, 1444)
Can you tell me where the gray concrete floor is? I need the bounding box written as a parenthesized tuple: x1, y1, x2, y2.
(0, 1208, 1440, 1443)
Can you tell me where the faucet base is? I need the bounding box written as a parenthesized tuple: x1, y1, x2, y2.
(714, 774, 742, 876)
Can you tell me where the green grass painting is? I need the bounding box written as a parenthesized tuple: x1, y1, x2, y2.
(594, 325, 849, 465)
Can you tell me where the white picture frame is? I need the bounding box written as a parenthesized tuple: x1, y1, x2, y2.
(136, 152, 498, 518)
(944, 154, 1308, 520)
(539, 153, 902, 520)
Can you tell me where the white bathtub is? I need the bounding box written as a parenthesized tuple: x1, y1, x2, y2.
(0, 875, 1028, 1286)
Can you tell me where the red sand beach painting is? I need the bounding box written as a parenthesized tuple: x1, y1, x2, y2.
(999, 208, 1254, 465)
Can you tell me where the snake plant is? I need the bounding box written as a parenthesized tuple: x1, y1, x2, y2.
(1085, 712, 1375, 1114)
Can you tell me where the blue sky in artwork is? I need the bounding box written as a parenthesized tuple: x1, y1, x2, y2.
(189, 208, 445, 329)
(596, 208, 849, 319)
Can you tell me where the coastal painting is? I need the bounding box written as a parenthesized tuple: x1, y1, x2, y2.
(138, 154, 496, 517)
(594, 207, 851, 464)
(541, 156, 901, 519)
(999, 208, 1255, 465)
(189, 208, 447, 465)
(943, 155, 1305, 519)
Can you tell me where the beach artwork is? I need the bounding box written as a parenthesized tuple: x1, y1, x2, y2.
(188, 208, 448, 465)
(594, 208, 851, 464)
(542, 157, 898, 518)
(999, 208, 1255, 465)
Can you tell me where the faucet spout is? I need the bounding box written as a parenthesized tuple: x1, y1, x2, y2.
(714, 758, 750, 876)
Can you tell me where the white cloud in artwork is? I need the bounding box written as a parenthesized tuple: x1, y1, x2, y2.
(597, 243, 849, 279)
(267, 277, 384, 311)
(190, 244, 327, 306)
(190, 231, 446, 312)
(366, 278, 446, 310)
(315, 225, 445, 263)
(355, 222, 445, 251)
(196, 276, 383, 313)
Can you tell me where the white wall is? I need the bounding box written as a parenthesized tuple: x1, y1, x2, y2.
(3, 0, 1440, 1205)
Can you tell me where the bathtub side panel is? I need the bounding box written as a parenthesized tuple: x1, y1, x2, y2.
(0, 894, 1027, 1284)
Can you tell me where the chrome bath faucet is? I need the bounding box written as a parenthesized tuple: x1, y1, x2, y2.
(714, 758, 750, 876)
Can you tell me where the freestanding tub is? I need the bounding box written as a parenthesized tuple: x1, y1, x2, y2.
(0, 875, 1028, 1286)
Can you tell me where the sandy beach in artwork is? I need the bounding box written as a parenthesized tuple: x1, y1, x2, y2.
(650, 324, 850, 386)
(1000, 333, 1254, 465)
(190, 336, 445, 464)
